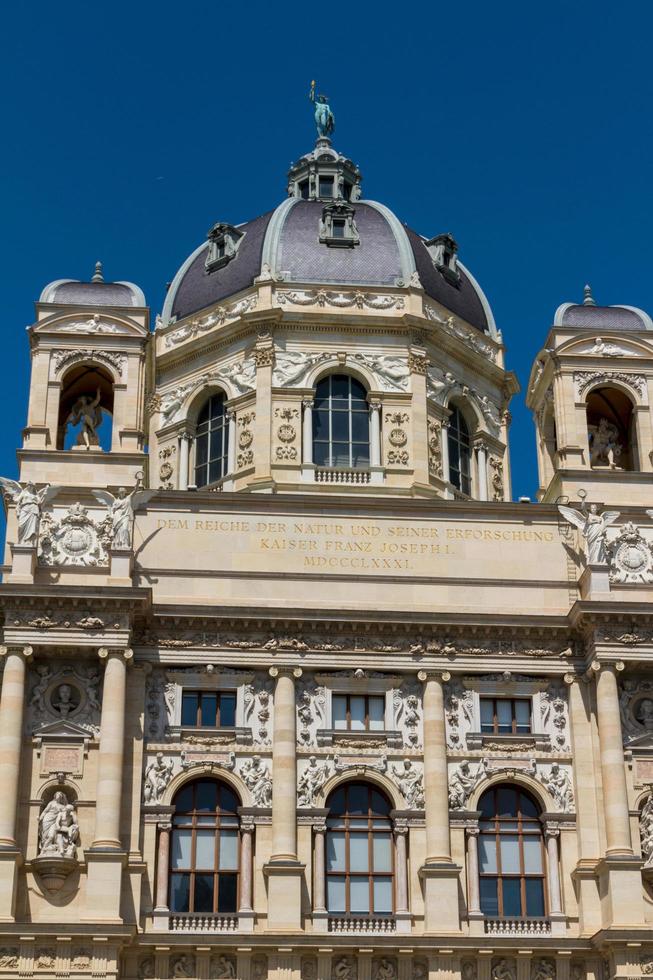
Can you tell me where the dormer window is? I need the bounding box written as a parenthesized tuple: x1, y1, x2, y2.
(319, 202, 360, 248)
(319, 175, 334, 199)
(426, 232, 460, 286)
(205, 222, 244, 273)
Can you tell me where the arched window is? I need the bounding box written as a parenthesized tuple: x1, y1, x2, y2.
(169, 779, 240, 915)
(447, 405, 472, 495)
(195, 393, 229, 487)
(313, 375, 370, 469)
(326, 782, 393, 916)
(478, 786, 546, 918)
(586, 386, 637, 471)
(57, 364, 114, 451)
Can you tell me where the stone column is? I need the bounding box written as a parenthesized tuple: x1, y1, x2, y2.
(302, 399, 314, 465)
(92, 648, 131, 849)
(544, 825, 562, 916)
(178, 431, 191, 490)
(251, 332, 274, 489)
(418, 669, 460, 933)
(408, 344, 430, 490)
(475, 442, 488, 501)
(441, 421, 451, 495)
(264, 665, 304, 930)
(466, 827, 481, 915)
(227, 411, 237, 475)
(154, 822, 171, 913)
(0, 645, 31, 848)
(239, 816, 254, 923)
(394, 823, 409, 913)
(595, 662, 632, 855)
(313, 821, 327, 914)
(369, 400, 381, 466)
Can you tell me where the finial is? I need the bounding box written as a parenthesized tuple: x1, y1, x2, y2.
(91, 261, 104, 284)
(583, 283, 595, 306)
(309, 79, 335, 140)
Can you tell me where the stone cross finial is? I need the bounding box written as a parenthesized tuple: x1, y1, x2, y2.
(583, 283, 596, 306)
(91, 260, 104, 283)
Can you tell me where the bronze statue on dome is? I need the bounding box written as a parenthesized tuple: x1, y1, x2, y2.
(309, 80, 334, 138)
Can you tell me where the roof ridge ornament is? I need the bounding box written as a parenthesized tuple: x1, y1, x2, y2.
(583, 283, 596, 306)
(91, 261, 104, 284)
(309, 79, 335, 141)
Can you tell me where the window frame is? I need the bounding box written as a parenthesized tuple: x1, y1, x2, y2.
(325, 782, 395, 917)
(312, 374, 370, 470)
(169, 779, 240, 916)
(478, 786, 547, 920)
(180, 690, 237, 729)
(332, 693, 386, 732)
(194, 392, 229, 488)
(447, 404, 472, 496)
(480, 697, 532, 736)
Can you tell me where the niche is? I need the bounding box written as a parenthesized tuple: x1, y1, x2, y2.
(57, 364, 114, 451)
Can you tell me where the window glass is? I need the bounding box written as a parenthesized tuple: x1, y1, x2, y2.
(373, 833, 392, 872)
(195, 830, 215, 868)
(181, 692, 199, 727)
(349, 876, 370, 912)
(499, 835, 521, 873)
(478, 835, 497, 873)
(327, 876, 346, 912)
(525, 878, 545, 916)
(171, 830, 192, 869)
(502, 878, 521, 916)
(496, 700, 513, 732)
(193, 874, 214, 912)
(447, 405, 472, 495)
(479, 877, 498, 917)
(522, 836, 543, 874)
(170, 873, 190, 912)
(332, 695, 347, 729)
(195, 393, 228, 488)
(515, 699, 531, 731)
(217, 875, 238, 913)
(350, 696, 366, 730)
(312, 375, 370, 470)
(196, 781, 218, 812)
(478, 787, 545, 919)
(369, 697, 385, 730)
(374, 877, 393, 912)
(349, 834, 369, 872)
(220, 693, 236, 727)
(327, 832, 346, 871)
(480, 699, 494, 732)
(201, 693, 217, 728)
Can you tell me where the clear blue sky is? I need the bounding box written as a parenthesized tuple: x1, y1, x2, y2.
(1, 0, 652, 501)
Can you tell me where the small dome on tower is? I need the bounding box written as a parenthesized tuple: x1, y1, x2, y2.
(40, 262, 145, 308)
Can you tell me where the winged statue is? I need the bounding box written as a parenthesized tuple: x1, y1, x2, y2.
(92, 485, 156, 549)
(558, 502, 620, 565)
(0, 479, 59, 545)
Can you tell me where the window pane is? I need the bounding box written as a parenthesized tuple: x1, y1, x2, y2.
(350, 876, 370, 912)
(169, 873, 190, 912)
(351, 445, 370, 468)
(220, 785, 239, 813)
(217, 873, 238, 913)
(479, 877, 498, 917)
(515, 700, 531, 728)
(313, 441, 329, 466)
(351, 412, 369, 443)
(332, 442, 350, 467)
(326, 832, 346, 871)
(347, 784, 368, 815)
(497, 787, 517, 818)
(501, 877, 522, 916)
(332, 695, 347, 729)
(195, 830, 215, 868)
(219, 831, 239, 871)
(480, 699, 494, 732)
(525, 877, 545, 916)
(350, 696, 366, 731)
(519, 793, 538, 818)
(219, 693, 236, 727)
(496, 701, 512, 732)
(349, 834, 369, 872)
(500, 835, 521, 874)
(195, 434, 208, 467)
(369, 697, 385, 730)
(370, 790, 390, 816)
(522, 837, 543, 874)
(331, 411, 349, 443)
(171, 830, 192, 869)
(327, 876, 346, 912)
(373, 876, 393, 912)
(209, 459, 222, 483)
(331, 376, 349, 398)
(373, 833, 392, 872)
(181, 692, 198, 727)
(194, 873, 214, 912)
(196, 781, 218, 812)
(332, 221, 345, 238)
(478, 835, 497, 873)
(201, 693, 217, 728)
(313, 408, 329, 436)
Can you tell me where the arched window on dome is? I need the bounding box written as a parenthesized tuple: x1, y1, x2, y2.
(325, 782, 394, 917)
(194, 393, 229, 488)
(447, 404, 472, 496)
(57, 364, 114, 452)
(586, 386, 638, 471)
(477, 785, 546, 919)
(169, 779, 240, 916)
(312, 375, 370, 470)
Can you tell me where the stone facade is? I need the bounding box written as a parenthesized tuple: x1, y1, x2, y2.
(1, 138, 653, 980)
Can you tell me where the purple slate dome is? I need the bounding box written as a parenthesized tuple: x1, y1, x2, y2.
(40, 261, 146, 308)
(161, 138, 498, 340)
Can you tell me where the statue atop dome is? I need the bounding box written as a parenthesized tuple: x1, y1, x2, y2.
(309, 80, 334, 139)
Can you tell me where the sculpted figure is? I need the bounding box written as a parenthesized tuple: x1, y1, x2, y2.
(309, 81, 335, 138)
(333, 959, 354, 980)
(172, 955, 194, 978)
(492, 960, 515, 980)
(68, 388, 102, 448)
(213, 956, 236, 979)
(542, 763, 574, 812)
(640, 795, 653, 867)
(449, 760, 485, 809)
(38, 792, 79, 858)
(52, 683, 76, 717)
(375, 960, 397, 980)
(461, 964, 477, 980)
(392, 758, 425, 808)
(93, 484, 156, 549)
(30, 666, 52, 714)
(588, 417, 622, 468)
(143, 752, 174, 804)
(558, 501, 620, 565)
(298, 756, 330, 807)
(532, 962, 555, 980)
(0, 479, 58, 545)
(240, 755, 272, 807)
(637, 698, 653, 731)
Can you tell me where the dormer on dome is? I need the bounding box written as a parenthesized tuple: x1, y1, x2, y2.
(426, 233, 460, 287)
(205, 222, 245, 273)
(319, 200, 360, 248)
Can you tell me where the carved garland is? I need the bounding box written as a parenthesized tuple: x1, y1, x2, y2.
(52, 348, 126, 376)
(573, 370, 645, 399)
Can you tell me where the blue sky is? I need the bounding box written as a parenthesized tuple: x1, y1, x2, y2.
(1, 0, 652, 501)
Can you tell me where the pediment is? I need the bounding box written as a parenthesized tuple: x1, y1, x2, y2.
(558, 335, 652, 358)
(32, 312, 147, 339)
(33, 719, 93, 741)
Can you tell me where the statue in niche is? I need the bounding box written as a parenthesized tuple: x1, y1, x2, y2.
(172, 955, 194, 978)
(558, 501, 620, 565)
(333, 959, 356, 980)
(461, 964, 477, 980)
(375, 960, 397, 980)
(67, 388, 102, 449)
(51, 682, 79, 718)
(532, 961, 556, 980)
(38, 791, 80, 859)
(309, 80, 335, 138)
(143, 752, 174, 804)
(589, 417, 622, 469)
(492, 961, 516, 980)
(93, 484, 156, 549)
(30, 666, 53, 714)
(212, 955, 236, 979)
(637, 698, 653, 731)
(0, 479, 58, 545)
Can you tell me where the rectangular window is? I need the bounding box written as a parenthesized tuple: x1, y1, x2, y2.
(332, 694, 386, 731)
(180, 691, 237, 728)
(332, 219, 346, 238)
(319, 176, 334, 197)
(480, 697, 532, 735)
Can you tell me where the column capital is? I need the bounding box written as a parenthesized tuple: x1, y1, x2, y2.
(591, 658, 625, 674)
(418, 669, 451, 683)
(302, 396, 314, 409)
(473, 438, 489, 452)
(368, 398, 382, 411)
(312, 819, 327, 835)
(466, 825, 480, 837)
(269, 665, 302, 679)
(0, 645, 32, 660)
(98, 647, 133, 664)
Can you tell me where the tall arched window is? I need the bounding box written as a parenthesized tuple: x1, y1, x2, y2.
(169, 779, 240, 915)
(195, 393, 228, 487)
(447, 405, 472, 495)
(478, 786, 546, 918)
(326, 782, 393, 916)
(313, 375, 370, 469)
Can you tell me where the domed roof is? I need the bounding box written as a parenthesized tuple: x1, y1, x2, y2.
(40, 262, 145, 308)
(162, 143, 497, 338)
(554, 285, 652, 332)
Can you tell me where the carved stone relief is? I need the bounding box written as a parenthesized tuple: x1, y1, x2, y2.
(427, 418, 443, 477)
(158, 445, 176, 489)
(276, 289, 404, 312)
(491, 958, 516, 980)
(351, 353, 409, 391)
(444, 678, 474, 749)
(37, 790, 80, 859)
(608, 523, 653, 584)
(574, 370, 645, 399)
(640, 795, 653, 868)
(391, 758, 424, 808)
(297, 677, 326, 746)
(619, 677, 653, 743)
(38, 503, 112, 567)
(160, 359, 256, 422)
(332, 957, 357, 980)
(384, 412, 410, 466)
(274, 406, 300, 461)
(237, 412, 255, 469)
(143, 752, 174, 804)
(373, 957, 398, 980)
(531, 960, 556, 980)
(244, 674, 273, 744)
(540, 681, 569, 751)
(424, 305, 498, 362)
(171, 953, 196, 978)
(210, 954, 236, 979)
(239, 755, 272, 806)
(298, 755, 332, 806)
(392, 680, 423, 748)
(52, 348, 125, 375)
(490, 455, 504, 501)
(164, 294, 258, 348)
(29, 663, 101, 736)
